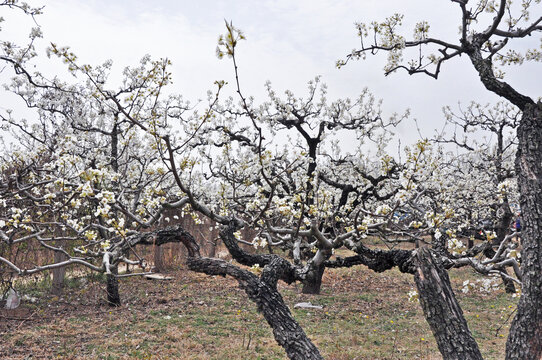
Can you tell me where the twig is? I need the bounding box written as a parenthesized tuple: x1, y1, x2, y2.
(0, 309, 38, 329)
(16, 310, 38, 330)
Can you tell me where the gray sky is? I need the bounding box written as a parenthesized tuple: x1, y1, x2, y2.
(2, 0, 540, 148)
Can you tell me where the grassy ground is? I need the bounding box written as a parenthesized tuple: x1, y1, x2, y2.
(1, 259, 518, 359)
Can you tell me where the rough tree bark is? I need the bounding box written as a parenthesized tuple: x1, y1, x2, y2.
(106, 266, 121, 307)
(325, 243, 496, 360)
(301, 244, 333, 295)
(217, 222, 297, 283)
(414, 248, 483, 360)
(431, 231, 448, 255)
(505, 103, 542, 360)
(140, 224, 323, 360)
(326, 240, 487, 360)
(465, 34, 541, 358)
(343, 4, 542, 357)
(188, 256, 323, 359)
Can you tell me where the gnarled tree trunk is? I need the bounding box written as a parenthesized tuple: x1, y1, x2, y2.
(188, 256, 323, 359)
(160, 224, 323, 360)
(506, 103, 542, 360)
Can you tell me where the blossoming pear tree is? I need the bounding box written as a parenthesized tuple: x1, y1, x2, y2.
(0, 56, 200, 305)
(0, 4, 529, 359)
(1, 2, 213, 305)
(343, 0, 542, 358)
(437, 101, 520, 292)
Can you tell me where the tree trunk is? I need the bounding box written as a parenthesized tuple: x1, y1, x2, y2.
(414, 248, 483, 360)
(467, 236, 474, 249)
(501, 274, 516, 294)
(187, 256, 323, 360)
(302, 263, 325, 294)
(153, 244, 164, 272)
(106, 266, 121, 307)
(207, 238, 217, 258)
(162, 225, 322, 360)
(107, 120, 122, 307)
(51, 251, 67, 296)
(506, 103, 542, 360)
(496, 202, 516, 293)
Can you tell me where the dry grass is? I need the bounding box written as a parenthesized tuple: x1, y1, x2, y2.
(1, 259, 517, 359)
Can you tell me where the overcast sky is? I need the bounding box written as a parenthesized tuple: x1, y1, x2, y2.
(1, 0, 540, 149)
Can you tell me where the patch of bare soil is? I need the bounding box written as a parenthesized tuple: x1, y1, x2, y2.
(0, 261, 511, 359)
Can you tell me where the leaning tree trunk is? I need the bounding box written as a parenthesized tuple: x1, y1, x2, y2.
(414, 248, 483, 360)
(188, 257, 323, 360)
(506, 103, 542, 360)
(106, 266, 121, 307)
(154, 224, 323, 360)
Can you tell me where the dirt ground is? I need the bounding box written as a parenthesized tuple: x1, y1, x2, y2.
(1, 261, 516, 359)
